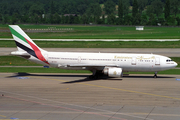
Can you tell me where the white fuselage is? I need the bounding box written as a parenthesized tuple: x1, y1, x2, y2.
(29, 52, 177, 72)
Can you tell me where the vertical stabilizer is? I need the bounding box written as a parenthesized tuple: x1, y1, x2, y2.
(9, 25, 49, 64)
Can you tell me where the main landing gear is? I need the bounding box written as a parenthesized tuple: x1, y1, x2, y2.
(154, 72, 158, 78)
(89, 70, 104, 79)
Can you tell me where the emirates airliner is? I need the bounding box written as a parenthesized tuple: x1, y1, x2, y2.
(9, 25, 177, 79)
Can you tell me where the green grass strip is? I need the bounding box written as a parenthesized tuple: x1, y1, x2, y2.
(0, 56, 41, 66)
(1, 24, 180, 39)
(1, 40, 180, 48)
(8, 25, 180, 39)
(126, 69, 180, 75)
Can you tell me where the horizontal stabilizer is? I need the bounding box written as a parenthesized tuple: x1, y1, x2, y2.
(11, 51, 30, 57)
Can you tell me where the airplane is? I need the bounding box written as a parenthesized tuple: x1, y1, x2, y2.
(9, 25, 177, 79)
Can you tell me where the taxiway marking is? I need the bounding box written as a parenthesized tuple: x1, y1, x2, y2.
(0, 115, 6, 118)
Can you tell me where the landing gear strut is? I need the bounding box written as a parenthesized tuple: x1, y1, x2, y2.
(154, 72, 158, 78)
(89, 70, 104, 79)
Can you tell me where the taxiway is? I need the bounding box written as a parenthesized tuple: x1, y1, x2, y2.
(0, 73, 180, 120)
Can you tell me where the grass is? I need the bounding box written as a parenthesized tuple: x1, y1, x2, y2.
(18, 25, 180, 39)
(1, 40, 180, 48)
(0, 24, 180, 39)
(171, 57, 180, 67)
(127, 69, 180, 75)
(0, 56, 41, 66)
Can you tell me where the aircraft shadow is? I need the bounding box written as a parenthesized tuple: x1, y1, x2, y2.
(62, 77, 123, 84)
(6, 72, 175, 84)
(6, 72, 88, 78)
(7, 72, 122, 84)
(62, 78, 98, 84)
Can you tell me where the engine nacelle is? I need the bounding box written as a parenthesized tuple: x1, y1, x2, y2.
(103, 67, 123, 78)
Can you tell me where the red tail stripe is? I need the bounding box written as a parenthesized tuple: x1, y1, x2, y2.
(25, 38, 49, 64)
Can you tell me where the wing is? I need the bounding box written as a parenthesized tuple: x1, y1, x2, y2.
(63, 64, 120, 71)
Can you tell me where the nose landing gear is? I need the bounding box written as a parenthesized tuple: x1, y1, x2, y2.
(154, 72, 158, 78)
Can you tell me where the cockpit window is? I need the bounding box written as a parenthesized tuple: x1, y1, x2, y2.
(166, 59, 173, 62)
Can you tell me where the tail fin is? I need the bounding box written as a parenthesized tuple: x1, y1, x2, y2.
(9, 25, 49, 64)
(9, 25, 39, 51)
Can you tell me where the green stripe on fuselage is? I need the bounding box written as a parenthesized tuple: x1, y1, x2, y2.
(9, 26, 28, 44)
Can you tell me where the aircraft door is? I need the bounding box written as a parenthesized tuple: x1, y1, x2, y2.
(78, 56, 81, 63)
(131, 57, 136, 65)
(155, 57, 160, 65)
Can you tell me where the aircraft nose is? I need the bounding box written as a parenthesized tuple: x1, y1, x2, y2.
(174, 62, 178, 67)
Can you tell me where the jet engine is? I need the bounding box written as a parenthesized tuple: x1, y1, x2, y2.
(103, 67, 123, 78)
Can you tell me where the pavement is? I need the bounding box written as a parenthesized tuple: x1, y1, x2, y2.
(1, 48, 180, 57)
(0, 73, 180, 120)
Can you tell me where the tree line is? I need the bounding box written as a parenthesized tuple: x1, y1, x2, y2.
(0, 0, 180, 26)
